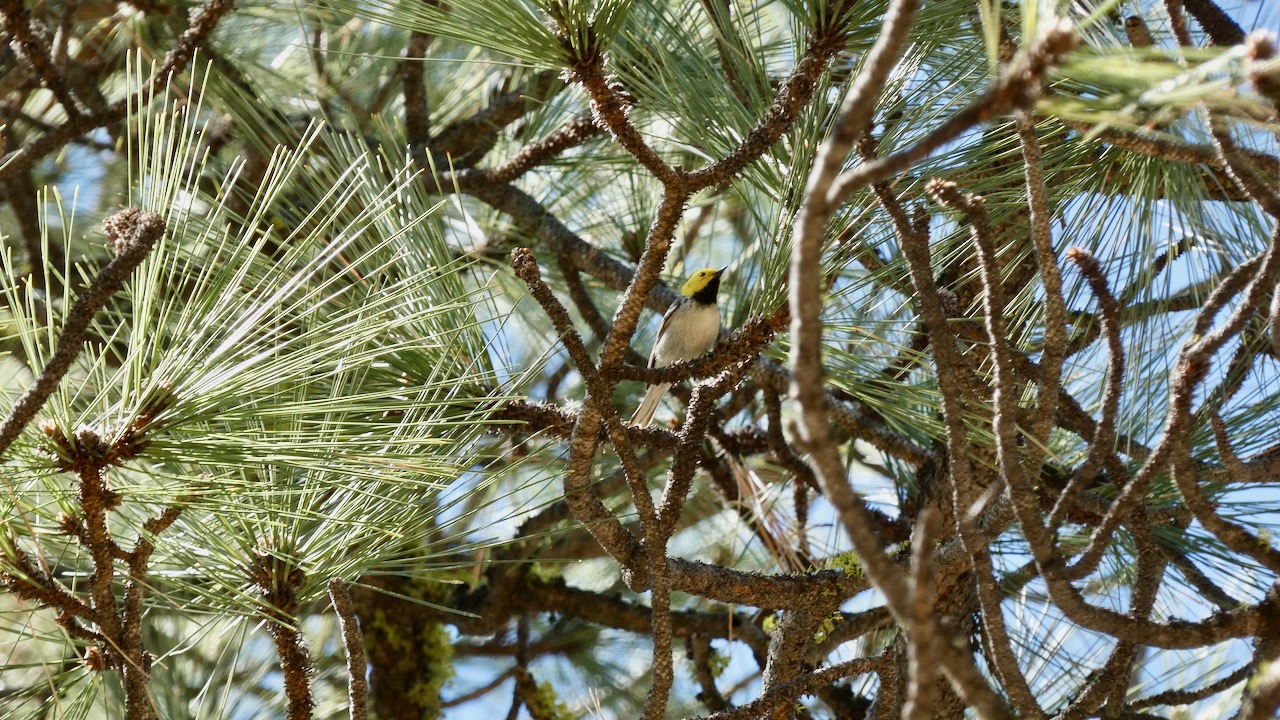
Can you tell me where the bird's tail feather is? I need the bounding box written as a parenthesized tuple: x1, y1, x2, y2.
(630, 383, 671, 427)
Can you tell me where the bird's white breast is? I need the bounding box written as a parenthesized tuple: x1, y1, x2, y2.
(652, 301, 721, 366)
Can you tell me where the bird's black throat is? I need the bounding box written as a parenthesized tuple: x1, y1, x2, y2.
(691, 275, 721, 305)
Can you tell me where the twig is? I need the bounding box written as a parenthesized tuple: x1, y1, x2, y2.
(1071, 122, 1280, 180)
(685, 4, 858, 191)
(1271, 281, 1280, 359)
(567, 51, 678, 186)
(1164, 0, 1194, 47)
(688, 635, 730, 712)
(452, 179, 676, 312)
(791, 0, 923, 585)
(1061, 522, 1166, 717)
(510, 247, 599, 379)
(556, 249, 611, 337)
(1033, 231, 1280, 648)
(0, 543, 96, 620)
(702, 656, 888, 720)
(442, 668, 517, 708)
(1171, 412, 1280, 574)
(926, 180, 1045, 718)
(1209, 117, 1280, 219)
(484, 115, 603, 185)
(826, 22, 1079, 208)
(1017, 113, 1067, 454)
(903, 510, 940, 720)
(655, 349, 766, 540)
(1239, 587, 1280, 720)
(328, 579, 369, 720)
(1158, 542, 1245, 611)
(600, 411, 673, 720)
(509, 248, 643, 567)
(401, 4, 435, 148)
(1181, 0, 1245, 46)
(1131, 662, 1250, 708)
(1064, 251, 1268, 580)
(0, 209, 165, 458)
(1049, 248, 1124, 537)
(1, 0, 84, 119)
(790, 0, 1016, 714)
(248, 550, 313, 720)
(431, 70, 562, 163)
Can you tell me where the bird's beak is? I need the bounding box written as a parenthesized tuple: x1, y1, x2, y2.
(717, 266, 727, 276)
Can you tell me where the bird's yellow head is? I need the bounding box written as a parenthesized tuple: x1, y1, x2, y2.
(681, 267, 725, 305)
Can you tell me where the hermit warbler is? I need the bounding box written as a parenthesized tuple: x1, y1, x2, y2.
(630, 267, 725, 427)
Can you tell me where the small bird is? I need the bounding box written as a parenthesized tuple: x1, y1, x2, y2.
(630, 267, 725, 427)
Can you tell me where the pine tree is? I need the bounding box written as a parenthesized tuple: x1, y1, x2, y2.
(1, 1, 1279, 718)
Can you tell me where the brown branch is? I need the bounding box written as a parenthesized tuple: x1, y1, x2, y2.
(249, 550, 313, 720)
(1131, 662, 1250, 708)
(1272, 279, 1280, 359)
(601, 411, 672, 720)
(401, 3, 437, 148)
(791, 1, 1018, 715)
(119, 499, 187, 719)
(827, 22, 1079, 207)
(1, 0, 83, 119)
(1209, 117, 1280, 218)
(557, 250, 612, 340)
(510, 247, 599, 379)
(492, 399, 678, 451)
(431, 70, 562, 164)
(568, 52, 677, 186)
(1017, 113, 1067, 457)
(685, 4, 857, 191)
(1049, 248, 1124, 536)
(1072, 122, 1280, 181)
(1164, 0, 1194, 47)
(1029, 234, 1280, 649)
(1064, 250, 1268, 580)
(0, 543, 95, 619)
(1, 168, 61, 294)
(688, 635, 730, 713)
(1169, 411, 1280, 574)
(656, 346, 767, 540)
(1063, 522, 1166, 718)
(1158, 541, 1244, 611)
(807, 607, 894, 662)
(1181, 0, 1245, 46)
(903, 510, 941, 720)
(442, 668, 517, 708)
(1240, 585, 1280, 720)
(927, 180, 1045, 719)
(450, 178, 678, 313)
(484, 115, 603, 185)
(0, 0, 236, 185)
(704, 656, 888, 720)
(791, 0, 923, 613)
(328, 579, 369, 720)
